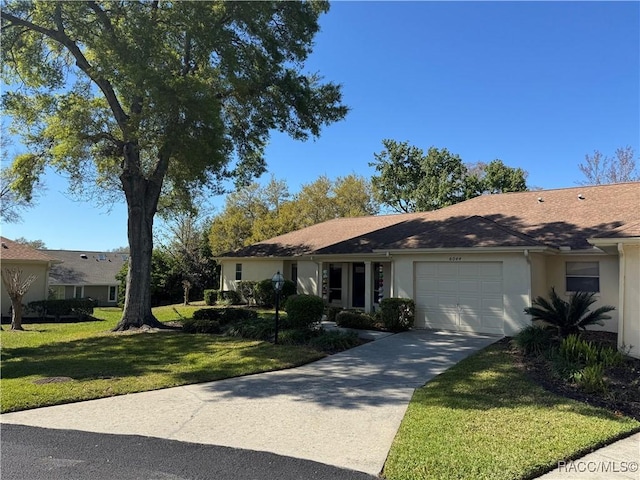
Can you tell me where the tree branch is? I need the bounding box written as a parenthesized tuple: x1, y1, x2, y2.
(1, 9, 130, 135)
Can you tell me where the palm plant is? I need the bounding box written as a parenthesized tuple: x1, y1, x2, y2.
(524, 288, 615, 338)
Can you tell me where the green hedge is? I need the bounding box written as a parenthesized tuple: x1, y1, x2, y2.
(182, 318, 221, 334)
(27, 298, 95, 321)
(284, 294, 324, 330)
(254, 278, 297, 307)
(325, 306, 343, 322)
(379, 298, 415, 332)
(335, 310, 376, 330)
(204, 289, 218, 306)
(192, 307, 257, 325)
(218, 290, 241, 305)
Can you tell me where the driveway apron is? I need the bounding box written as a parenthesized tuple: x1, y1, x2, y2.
(0, 330, 499, 475)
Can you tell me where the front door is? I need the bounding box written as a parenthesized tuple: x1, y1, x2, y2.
(352, 263, 365, 308)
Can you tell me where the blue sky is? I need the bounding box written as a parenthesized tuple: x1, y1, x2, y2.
(2, 1, 639, 251)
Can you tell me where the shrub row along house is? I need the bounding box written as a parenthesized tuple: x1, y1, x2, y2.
(0, 238, 124, 317)
(216, 183, 640, 358)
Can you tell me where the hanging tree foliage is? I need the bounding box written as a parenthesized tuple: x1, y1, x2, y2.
(1, 1, 348, 330)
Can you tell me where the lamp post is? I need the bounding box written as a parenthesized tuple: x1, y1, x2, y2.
(271, 271, 285, 344)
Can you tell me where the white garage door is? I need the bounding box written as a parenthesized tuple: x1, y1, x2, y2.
(415, 262, 504, 334)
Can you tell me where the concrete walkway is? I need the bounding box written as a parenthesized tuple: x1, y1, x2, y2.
(536, 432, 640, 480)
(0, 330, 497, 476)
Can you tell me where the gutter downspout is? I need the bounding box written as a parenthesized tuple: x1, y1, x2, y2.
(524, 249, 531, 303)
(617, 243, 625, 351)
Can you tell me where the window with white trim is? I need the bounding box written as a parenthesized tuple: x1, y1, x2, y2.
(235, 263, 242, 281)
(108, 285, 118, 302)
(49, 285, 65, 300)
(566, 262, 599, 292)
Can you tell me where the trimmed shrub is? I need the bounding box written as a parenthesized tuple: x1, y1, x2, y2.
(224, 317, 274, 340)
(27, 298, 95, 321)
(253, 279, 275, 307)
(182, 318, 221, 334)
(219, 307, 258, 324)
(236, 281, 257, 304)
(192, 307, 256, 327)
(277, 328, 318, 346)
(204, 290, 218, 306)
(192, 308, 221, 321)
(218, 290, 241, 305)
(254, 279, 297, 307)
(513, 325, 553, 356)
(284, 294, 324, 330)
(379, 298, 415, 332)
(309, 330, 360, 353)
(335, 310, 376, 330)
(325, 306, 342, 322)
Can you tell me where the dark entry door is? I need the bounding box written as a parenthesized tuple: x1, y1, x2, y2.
(352, 263, 365, 308)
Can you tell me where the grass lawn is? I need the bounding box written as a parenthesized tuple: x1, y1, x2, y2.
(383, 342, 640, 480)
(0, 305, 324, 413)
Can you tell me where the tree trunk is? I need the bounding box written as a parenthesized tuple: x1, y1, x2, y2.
(113, 144, 166, 331)
(10, 298, 24, 331)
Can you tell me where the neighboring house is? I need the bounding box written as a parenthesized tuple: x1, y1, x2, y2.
(0, 237, 61, 316)
(217, 183, 640, 358)
(43, 250, 129, 307)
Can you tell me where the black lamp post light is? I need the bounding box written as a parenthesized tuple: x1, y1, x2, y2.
(271, 270, 285, 344)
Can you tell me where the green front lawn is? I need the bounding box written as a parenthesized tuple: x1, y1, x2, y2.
(0, 305, 324, 413)
(383, 342, 640, 480)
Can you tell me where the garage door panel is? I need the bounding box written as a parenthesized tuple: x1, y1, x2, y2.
(415, 262, 504, 334)
(437, 263, 458, 276)
(482, 281, 502, 294)
(459, 279, 480, 293)
(479, 263, 502, 277)
(458, 263, 480, 276)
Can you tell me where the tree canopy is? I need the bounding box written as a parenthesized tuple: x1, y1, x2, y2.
(209, 174, 378, 255)
(370, 139, 528, 213)
(1, 1, 347, 329)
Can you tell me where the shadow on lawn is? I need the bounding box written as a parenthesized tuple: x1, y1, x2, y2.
(0, 333, 287, 382)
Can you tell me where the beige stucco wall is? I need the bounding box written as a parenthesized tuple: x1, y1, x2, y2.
(219, 259, 284, 292)
(0, 261, 50, 316)
(529, 252, 548, 300)
(393, 251, 532, 336)
(620, 244, 639, 358)
(544, 254, 619, 333)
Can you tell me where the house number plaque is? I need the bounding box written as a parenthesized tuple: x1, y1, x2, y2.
(449, 256, 462, 262)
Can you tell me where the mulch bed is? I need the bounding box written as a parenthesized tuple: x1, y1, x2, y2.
(505, 332, 640, 421)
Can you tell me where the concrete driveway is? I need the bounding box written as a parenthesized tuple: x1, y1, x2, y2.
(0, 330, 499, 475)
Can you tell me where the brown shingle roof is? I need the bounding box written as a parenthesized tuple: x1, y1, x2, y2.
(220, 182, 640, 257)
(0, 237, 59, 262)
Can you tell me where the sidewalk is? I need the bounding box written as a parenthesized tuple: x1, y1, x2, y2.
(536, 432, 639, 480)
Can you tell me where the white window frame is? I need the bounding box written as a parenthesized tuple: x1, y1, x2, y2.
(108, 285, 118, 302)
(566, 261, 600, 293)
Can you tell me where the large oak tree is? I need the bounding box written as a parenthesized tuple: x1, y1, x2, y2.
(1, 1, 347, 330)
